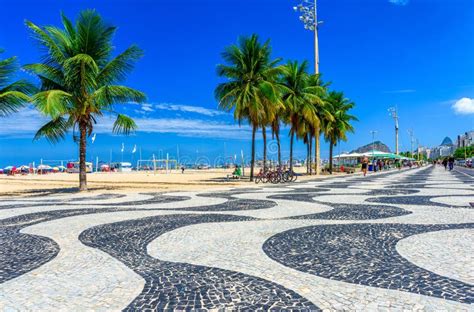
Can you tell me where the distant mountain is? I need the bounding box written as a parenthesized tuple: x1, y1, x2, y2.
(351, 141, 391, 153)
(440, 137, 453, 146)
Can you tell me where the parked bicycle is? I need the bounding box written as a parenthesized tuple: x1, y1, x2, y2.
(255, 167, 297, 184)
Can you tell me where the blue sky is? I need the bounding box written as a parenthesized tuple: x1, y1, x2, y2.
(0, 0, 473, 166)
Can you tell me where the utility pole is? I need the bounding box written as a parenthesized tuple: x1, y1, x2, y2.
(294, 0, 322, 175)
(407, 129, 414, 158)
(388, 106, 399, 155)
(370, 130, 377, 157)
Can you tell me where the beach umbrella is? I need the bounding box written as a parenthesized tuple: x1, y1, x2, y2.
(4, 166, 13, 170)
(37, 165, 52, 170)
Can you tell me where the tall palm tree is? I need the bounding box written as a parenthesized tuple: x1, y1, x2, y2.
(270, 115, 282, 167)
(306, 73, 329, 175)
(324, 91, 357, 173)
(280, 61, 323, 171)
(215, 34, 282, 181)
(0, 50, 35, 116)
(25, 10, 146, 191)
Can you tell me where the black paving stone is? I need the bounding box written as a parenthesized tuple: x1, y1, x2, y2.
(366, 195, 474, 208)
(288, 203, 411, 220)
(79, 214, 319, 311)
(263, 223, 474, 304)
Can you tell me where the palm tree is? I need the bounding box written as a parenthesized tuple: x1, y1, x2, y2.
(25, 10, 146, 191)
(280, 61, 323, 171)
(324, 91, 357, 174)
(0, 50, 35, 116)
(306, 73, 330, 175)
(270, 115, 282, 167)
(215, 34, 282, 181)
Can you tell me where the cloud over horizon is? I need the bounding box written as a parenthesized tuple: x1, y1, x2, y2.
(0, 105, 248, 140)
(388, 0, 409, 5)
(452, 97, 474, 115)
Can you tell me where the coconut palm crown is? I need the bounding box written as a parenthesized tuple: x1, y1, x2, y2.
(324, 91, 357, 173)
(25, 10, 146, 190)
(280, 60, 324, 171)
(215, 34, 283, 180)
(0, 50, 35, 116)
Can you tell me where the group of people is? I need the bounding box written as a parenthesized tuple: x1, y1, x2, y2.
(441, 157, 455, 171)
(361, 157, 403, 176)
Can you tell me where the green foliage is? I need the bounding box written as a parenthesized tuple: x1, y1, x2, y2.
(323, 91, 357, 145)
(25, 10, 146, 143)
(25, 10, 146, 190)
(215, 34, 283, 127)
(0, 51, 36, 116)
(454, 146, 473, 159)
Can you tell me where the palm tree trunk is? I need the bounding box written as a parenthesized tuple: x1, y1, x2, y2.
(250, 124, 256, 181)
(79, 121, 88, 191)
(289, 130, 294, 172)
(262, 126, 267, 171)
(315, 127, 321, 175)
(276, 129, 281, 167)
(309, 133, 313, 175)
(306, 134, 310, 174)
(329, 140, 334, 174)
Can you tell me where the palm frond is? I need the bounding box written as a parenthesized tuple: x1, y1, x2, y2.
(97, 45, 144, 85)
(34, 116, 71, 143)
(93, 85, 146, 110)
(112, 113, 137, 135)
(0, 91, 31, 116)
(32, 90, 72, 118)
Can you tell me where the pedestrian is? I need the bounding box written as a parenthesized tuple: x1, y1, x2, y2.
(361, 157, 368, 176)
(373, 159, 378, 172)
(377, 159, 383, 172)
(448, 157, 454, 171)
(181, 165, 185, 174)
(442, 157, 448, 170)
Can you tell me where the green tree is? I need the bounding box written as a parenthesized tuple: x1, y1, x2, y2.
(306, 73, 329, 174)
(280, 60, 323, 171)
(25, 10, 146, 191)
(0, 50, 35, 116)
(215, 34, 282, 180)
(454, 146, 473, 159)
(324, 91, 357, 174)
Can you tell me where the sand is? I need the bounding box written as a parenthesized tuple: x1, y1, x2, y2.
(0, 167, 347, 197)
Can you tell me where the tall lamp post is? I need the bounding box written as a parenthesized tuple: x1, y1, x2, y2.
(388, 106, 399, 155)
(370, 130, 377, 157)
(293, 0, 323, 174)
(407, 129, 414, 158)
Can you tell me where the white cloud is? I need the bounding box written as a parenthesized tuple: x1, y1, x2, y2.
(140, 103, 154, 112)
(389, 0, 409, 5)
(383, 89, 416, 94)
(0, 106, 249, 140)
(154, 103, 227, 117)
(95, 116, 250, 139)
(452, 97, 474, 115)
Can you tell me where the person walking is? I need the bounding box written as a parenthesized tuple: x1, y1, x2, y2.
(448, 156, 454, 171)
(442, 157, 448, 170)
(361, 157, 369, 176)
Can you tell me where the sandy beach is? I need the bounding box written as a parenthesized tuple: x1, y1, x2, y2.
(0, 167, 347, 196)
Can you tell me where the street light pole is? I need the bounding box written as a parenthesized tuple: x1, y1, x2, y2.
(370, 130, 377, 157)
(407, 129, 414, 158)
(388, 107, 399, 155)
(293, 0, 322, 174)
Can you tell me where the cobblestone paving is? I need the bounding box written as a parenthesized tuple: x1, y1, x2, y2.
(0, 165, 473, 311)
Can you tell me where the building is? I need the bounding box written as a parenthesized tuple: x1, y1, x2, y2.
(418, 146, 431, 159)
(429, 137, 454, 159)
(457, 131, 474, 148)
